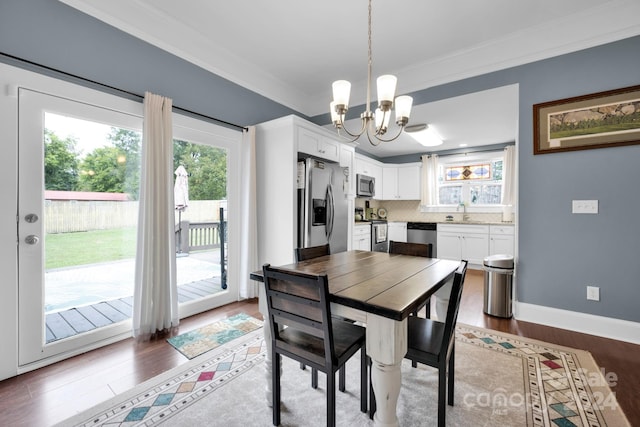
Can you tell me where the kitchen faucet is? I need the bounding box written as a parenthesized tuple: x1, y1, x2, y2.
(457, 202, 470, 222)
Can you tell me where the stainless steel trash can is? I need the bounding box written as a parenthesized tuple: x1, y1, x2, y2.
(483, 254, 514, 318)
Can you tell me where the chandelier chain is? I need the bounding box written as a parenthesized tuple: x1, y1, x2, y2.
(366, 0, 372, 113)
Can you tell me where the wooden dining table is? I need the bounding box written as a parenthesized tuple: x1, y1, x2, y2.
(250, 250, 460, 427)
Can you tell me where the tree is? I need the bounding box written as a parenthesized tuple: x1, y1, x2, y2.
(44, 129, 79, 191)
(77, 128, 142, 198)
(173, 140, 227, 201)
(77, 146, 128, 193)
(109, 128, 141, 198)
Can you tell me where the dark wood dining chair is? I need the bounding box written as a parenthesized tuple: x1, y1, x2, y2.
(388, 240, 432, 258)
(262, 264, 368, 426)
(407, 260, 468, 427)
(389, 241, 433, 317)
(295, 243, 330, 262)
(369, 260, 468, 425)
(295, 244, 330, 388)
(388, 241, 434, 368)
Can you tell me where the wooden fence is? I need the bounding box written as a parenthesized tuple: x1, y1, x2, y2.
(45, 201, 138, 234)
(45, 200, 225, 234)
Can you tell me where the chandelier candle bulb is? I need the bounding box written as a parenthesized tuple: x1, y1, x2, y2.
(332, 80, 351, 111)
(395, 95, 413, 124)
(377, 74, 397, 109)
(375, 107, 391, 133)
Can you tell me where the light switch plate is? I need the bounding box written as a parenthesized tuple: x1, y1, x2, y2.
(587, 286, 600, 301)
(572, 200, 598, 214)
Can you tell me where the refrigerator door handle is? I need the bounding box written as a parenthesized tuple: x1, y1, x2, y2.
(326, 184, 335, 242)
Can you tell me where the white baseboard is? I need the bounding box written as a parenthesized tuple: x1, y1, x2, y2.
(514, 302, 640, 345)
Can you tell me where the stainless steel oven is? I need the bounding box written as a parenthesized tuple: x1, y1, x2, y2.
(371, 220, 388, 252)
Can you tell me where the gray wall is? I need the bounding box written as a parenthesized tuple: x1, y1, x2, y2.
(0, 0, 299, 127)
(316, 37, 640, 323)
(2, 0, 639, 322)
(515, 40, 639, 322)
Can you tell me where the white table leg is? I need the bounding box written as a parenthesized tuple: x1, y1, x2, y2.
(366, 314, 407, 427)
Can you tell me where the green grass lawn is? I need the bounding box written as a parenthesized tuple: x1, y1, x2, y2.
(45, 227, 137, 270)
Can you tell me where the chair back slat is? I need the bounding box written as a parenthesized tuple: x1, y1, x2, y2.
(295, 243, 331, 262)
(389, 241, 433, 258)
(440, 260, 468, 355)
(263, 264, 335, 367)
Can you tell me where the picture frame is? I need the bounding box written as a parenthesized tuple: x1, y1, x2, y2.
(533, 84, 640, 154)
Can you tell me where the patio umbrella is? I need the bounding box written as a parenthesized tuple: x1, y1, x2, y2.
(174, 165, 189, 253)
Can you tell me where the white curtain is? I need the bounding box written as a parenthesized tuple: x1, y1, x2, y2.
(420, 154, 439, 207)
(501, 145, 517, 220)
(133, 92, 179, 339)
(239, 126, 258, 298)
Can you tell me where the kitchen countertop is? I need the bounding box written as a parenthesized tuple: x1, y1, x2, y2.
(383, 220, 515, 225)
(354, 220, 515, 225)
(437, 221, 514, 225)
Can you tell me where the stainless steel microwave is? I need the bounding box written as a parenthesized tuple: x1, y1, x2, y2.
(356, 174, 375, 197)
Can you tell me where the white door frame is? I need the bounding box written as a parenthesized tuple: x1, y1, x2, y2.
(18, 87, 143, 367)
(172, 113, 242, 318)
(1, 61, 242, 374)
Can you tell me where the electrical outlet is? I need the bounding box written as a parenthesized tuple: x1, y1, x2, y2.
(587, 286, 600, 301)
(572, 200, 598, 214)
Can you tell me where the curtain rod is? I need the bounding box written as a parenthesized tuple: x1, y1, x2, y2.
(1, 51, 248, 132)
(421, 144, 514, 159)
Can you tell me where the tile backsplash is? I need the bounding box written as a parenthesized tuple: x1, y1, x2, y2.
(355, 199, 509, 223)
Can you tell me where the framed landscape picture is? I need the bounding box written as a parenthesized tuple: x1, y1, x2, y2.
(533, 85, 640, 154)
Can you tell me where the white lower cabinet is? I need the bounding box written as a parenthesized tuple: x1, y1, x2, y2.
(353, 224, 371, 251)
(437, 224, 490, 266)
(489, 224, 515, 256)
(387, 222, 407, 243)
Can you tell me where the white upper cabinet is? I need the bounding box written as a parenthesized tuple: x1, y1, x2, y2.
(297, 126, 340, 162)
(382, 164, 421, 200)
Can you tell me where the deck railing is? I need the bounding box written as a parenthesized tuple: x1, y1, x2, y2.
(175, 221, 225, 253)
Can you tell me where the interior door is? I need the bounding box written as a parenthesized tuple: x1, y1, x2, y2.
(18, 88, 143, 366)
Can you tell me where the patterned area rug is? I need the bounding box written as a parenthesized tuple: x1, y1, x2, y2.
(456, 325, 629, 427)
(166, 313, 262, 359)
(59, 324, 629, 427)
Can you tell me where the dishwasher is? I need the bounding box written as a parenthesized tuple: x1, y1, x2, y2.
(406, 222, 438, 257)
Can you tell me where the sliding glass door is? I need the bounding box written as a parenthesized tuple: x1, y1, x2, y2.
(18, 83, 241, 367)
(172, 114, 240, 318)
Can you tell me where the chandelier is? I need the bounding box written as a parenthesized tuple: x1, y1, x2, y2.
(330, 0, 413, 146)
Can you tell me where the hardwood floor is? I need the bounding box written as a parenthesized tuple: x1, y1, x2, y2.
(1, 270, 638, 426)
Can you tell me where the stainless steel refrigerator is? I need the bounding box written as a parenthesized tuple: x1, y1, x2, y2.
(297, 157, 349, 254)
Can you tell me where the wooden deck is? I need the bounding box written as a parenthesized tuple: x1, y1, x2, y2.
(45, 277, 224, 343)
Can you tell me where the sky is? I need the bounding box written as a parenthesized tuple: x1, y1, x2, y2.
(44, 112, 113, 157)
